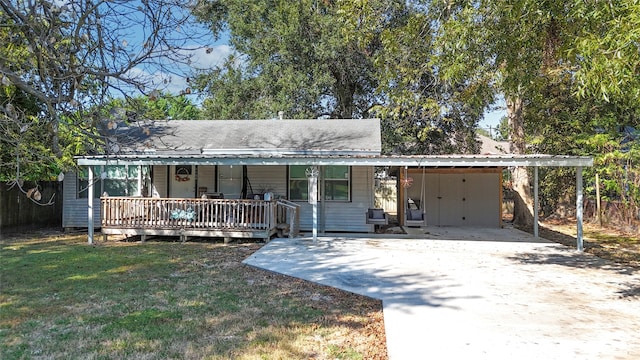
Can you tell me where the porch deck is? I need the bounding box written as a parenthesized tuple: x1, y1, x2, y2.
(100, 197, 300, 242)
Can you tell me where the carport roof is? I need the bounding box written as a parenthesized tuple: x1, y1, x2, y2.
(77, 153, 593, 167)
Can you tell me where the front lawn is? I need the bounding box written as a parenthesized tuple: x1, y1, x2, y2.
(0, 232, 386, 359)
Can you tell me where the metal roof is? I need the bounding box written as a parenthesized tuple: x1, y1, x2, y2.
(77, 153, 593, 167)
(79, 119, 592, 167)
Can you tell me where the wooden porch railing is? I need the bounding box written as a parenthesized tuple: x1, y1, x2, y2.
(101, 197, 279, 231)
(276, 199, 301, 238)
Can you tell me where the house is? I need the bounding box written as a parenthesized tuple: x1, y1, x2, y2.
(68, 118, 593, 248)
(66, 119, 382, 241)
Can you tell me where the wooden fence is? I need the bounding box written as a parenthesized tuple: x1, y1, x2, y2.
(0, 181, 62, 235)
(374, 179, 397, 215)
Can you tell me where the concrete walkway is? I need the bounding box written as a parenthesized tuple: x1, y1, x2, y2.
(243, 227, 640, 359)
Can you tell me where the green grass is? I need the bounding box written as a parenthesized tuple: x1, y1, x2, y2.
(0, 233, 386, 359)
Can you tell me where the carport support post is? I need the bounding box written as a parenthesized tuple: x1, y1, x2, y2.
(88, 166, 94, 245)
(534, 166, 539, 238)
(576, 166, 584, 251)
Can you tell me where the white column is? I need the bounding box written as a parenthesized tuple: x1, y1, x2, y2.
(576, 166, 584, 251)
(306, 166, 319, 243)
(534, 166, 539, 238)
(88, 166, 94, 244)
(319, 166, 325, 233)
(137, 165, 143, 196)
(312, 199, 318, 242)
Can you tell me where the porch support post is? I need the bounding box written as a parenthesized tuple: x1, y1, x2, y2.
(137, 165, 143, 196)
(533, 166, 539, 238)
(576, 166, 584, 251)
(306, 166, 320, 243)
(88, 166, 94, 244)
(312, 198, 318, 242)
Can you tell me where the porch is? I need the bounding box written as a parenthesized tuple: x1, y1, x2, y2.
(100, 197, 300, 242)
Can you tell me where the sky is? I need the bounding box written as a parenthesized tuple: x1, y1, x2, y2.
(480, 100, 506, 131)
(145, 42, 233, 96)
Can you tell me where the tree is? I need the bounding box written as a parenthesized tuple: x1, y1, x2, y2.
(193, 0, 380, 120)
(0, 0, 206, 198)
(431, 0, 640, 227)
(193, 0, 484, 154)
(495, 116, 509, 141)
(430, 0, 585, 227)
(103, 93, 202, 123)
(569, 0, 640, 102)
(526, 69, 640, 220)
(358, 5, 488, 155)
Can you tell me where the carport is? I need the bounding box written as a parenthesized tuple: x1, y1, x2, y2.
(364, 154, 593, 250)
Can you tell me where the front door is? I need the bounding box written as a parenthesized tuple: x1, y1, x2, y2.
(218, 165, 243, 199)
(170, 165, 195, 198)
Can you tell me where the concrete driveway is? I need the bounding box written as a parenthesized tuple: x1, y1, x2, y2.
(243, 227, 640, 360)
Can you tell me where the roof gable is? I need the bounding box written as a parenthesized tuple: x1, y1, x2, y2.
(113, 119, 381, 156)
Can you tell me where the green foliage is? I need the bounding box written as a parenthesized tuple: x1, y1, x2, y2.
(521, 59, 640, 218)
(495, 116, 510, 141)
(104, 93, 202, 122)
(430, 0, 640, 222)
(0, 79, 83, 181)
(1, 1, 201, 184)
(194, 0, 484, 154)
(569, 0, 640, 102)
(195, 0, 371, 119)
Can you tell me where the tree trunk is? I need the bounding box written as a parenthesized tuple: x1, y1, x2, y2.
(331, 65, 356, 118)
(507, 96, 534, 228)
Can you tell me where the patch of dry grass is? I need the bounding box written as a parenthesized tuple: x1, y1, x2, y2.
(538, 219, 640, 268)
(1, 232, 387, 359)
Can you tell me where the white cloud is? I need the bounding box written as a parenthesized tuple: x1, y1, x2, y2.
(115, 44, 234, 98)
(185, 44, 234, 71)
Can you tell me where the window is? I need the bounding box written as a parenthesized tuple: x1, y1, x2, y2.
(77, 166, 101, 199)
(288, 165, 350, 202)
(78, 165, 144, 198)
(324, 165, 350, 201)
(289, 166, 309, 201)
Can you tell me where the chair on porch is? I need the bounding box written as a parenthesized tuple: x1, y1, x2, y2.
(366, 208, 389, 227)
(404, 208, 425, 227)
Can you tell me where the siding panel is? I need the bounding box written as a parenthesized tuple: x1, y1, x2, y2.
(297, 166, 374, 233)
(421, 171, 500, 227)
(62, 172, 101, 228)
(197, 166, 215, 195)
(152, 166, 168, 197)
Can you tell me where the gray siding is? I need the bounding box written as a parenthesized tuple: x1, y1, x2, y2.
(62, 172, 101, 228)
(151, 166, 168, 197)
(197, 166, 216, 196)
(297, 166, 374, 233)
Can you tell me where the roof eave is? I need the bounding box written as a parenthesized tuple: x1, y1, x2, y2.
(76, 154, 594, 167)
